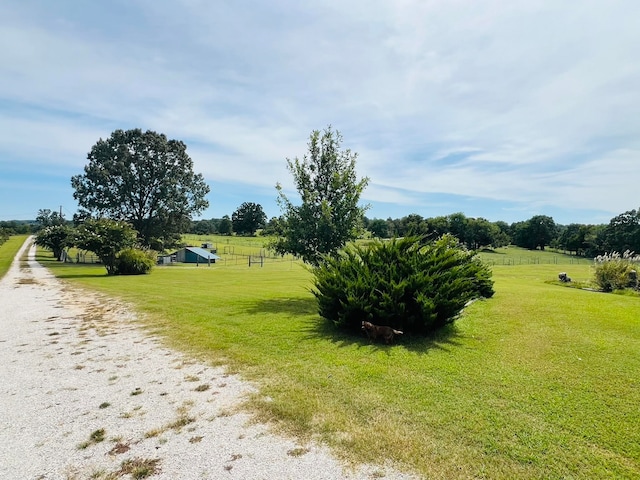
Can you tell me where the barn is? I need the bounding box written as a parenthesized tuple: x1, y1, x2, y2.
(173, 246, 221, 264)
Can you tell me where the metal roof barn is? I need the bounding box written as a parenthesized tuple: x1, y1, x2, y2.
(173, 247, 221, 264)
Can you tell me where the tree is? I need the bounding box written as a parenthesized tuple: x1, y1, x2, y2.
(397, 214, 428, 237)
(35, 224, 74, 260)
(71, 129, 210, 250)
(36, 209, 66, 229)
(492, 221, 512, 247)
(0, 227, 9, 245)
(73, 218, 139, 275)
(262, 216, 284, 236)
(447, 212, 470, 245)
(512, 215, 557, 250)
(425, 215, 449, 239)
(602, 208, 640, 254)
(466, 217, 498, 250)
(191, 219, 217, 235)
(218, 215, 233, 235)
(232, 202, 267, 236)
(270, 126, 369, 265)
(368, 218, 391, 238)
(559, 223, 590, 255)
(529, 215, 557, 250)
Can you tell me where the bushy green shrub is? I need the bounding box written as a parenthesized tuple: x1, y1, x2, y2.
(311, 235, 494, 335)
(115, 248, 156, 275)
(593, 250, 640, 292)
(74, 218, 138, 275)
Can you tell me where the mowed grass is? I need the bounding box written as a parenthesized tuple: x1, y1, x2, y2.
(36, 242, 640, 479)
(0, 234, 29, 279)
(477, 245, 593, 266)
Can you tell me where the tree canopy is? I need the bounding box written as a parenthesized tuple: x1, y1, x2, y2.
(512, 215, 557, 250)
(232, 202, 266, 236)
(71, 129, 210, 250)
(34, 224, 73, 260)
(602, 208, 640, 254)
(73, 218, 139, 275)
(270, 126, 369, 265)
(36, 209, 66, 228)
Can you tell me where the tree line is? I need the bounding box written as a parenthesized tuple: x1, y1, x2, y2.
(187, 208, 640, 259)
(3, 125, 638, 263)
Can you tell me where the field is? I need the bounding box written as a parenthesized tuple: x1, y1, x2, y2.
(7, 236, 640, 478)
(0, 234, 28, 278)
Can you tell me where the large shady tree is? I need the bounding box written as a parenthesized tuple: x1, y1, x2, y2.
(71, 129, 210, 250)
(232, 202, 267, 235)
(270, 126, 369, 266)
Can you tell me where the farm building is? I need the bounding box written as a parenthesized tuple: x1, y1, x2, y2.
(173, 246, 221, 264)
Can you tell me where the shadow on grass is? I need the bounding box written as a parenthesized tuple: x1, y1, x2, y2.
(245, 297, 318, 317)
(34, 256, 108, 279)
(306, 319, 465, 355)
(479, 248, 505, 254)
(247, 296, 464, 354)
(54, 272, 110, 279)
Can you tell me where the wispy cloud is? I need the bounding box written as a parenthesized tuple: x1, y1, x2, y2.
(1, 0, 638, 223)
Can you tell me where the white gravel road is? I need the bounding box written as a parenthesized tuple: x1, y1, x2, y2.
(0, 238, 416, 480)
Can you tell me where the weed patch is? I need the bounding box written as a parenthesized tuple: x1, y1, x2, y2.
(117, 458, 160, 479)
(78, 428, 106, 449)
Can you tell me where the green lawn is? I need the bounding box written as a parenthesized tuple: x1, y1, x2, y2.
(477, 245, 593, 266)
(32, 242, 640, 478)
(0, 235, 29, 279)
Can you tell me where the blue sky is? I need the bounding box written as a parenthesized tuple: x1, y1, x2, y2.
(1, 1, 639, 225)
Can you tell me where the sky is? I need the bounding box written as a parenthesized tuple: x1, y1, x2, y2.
(1, 1, 639, 226)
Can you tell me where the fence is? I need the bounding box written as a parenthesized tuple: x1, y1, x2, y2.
(72, 251, 101, 264)
(482, 256, 592, 266)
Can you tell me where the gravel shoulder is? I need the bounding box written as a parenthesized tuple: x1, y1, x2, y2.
(0, 238, 415, 480)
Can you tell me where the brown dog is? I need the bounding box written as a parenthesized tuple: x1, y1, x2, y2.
(361, 321, 403, 344)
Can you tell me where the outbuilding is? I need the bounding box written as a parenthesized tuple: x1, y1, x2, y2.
(173, 246, 221, 264)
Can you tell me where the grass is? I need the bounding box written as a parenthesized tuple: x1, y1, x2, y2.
(30, 240, 640, 478)
(117, 458, 161, 479)
(0, 235, 29, 279)
(78, 428, 106, 449)
(477, 245, 593, 266)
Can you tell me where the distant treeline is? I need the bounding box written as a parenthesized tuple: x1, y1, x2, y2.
(189, 208, 640, 258)
(4, 206, 640, 258)
(0, 220, 35, 246)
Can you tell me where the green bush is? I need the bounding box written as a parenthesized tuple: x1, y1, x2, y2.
(311, 235, 494, 335)
(593, 251, 640, 292)
(115, 248, 156, 275)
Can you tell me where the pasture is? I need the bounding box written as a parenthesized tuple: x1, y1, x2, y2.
(0, 234, 28, 278)
(15, 237, 640, 478)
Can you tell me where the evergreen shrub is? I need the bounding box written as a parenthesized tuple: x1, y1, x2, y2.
(312, 235, 494, 335)
(115, 248, 156, 275)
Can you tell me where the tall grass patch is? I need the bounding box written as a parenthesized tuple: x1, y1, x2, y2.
(593, 250, 640, 292)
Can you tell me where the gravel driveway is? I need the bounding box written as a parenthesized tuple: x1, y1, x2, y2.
(0, 238, 415, 480)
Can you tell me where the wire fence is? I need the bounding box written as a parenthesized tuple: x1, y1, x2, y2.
(481, 255, 593, 266)
(64, 245, 594, 269)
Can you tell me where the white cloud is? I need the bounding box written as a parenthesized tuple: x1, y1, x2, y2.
(1, 0, 639, 223)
